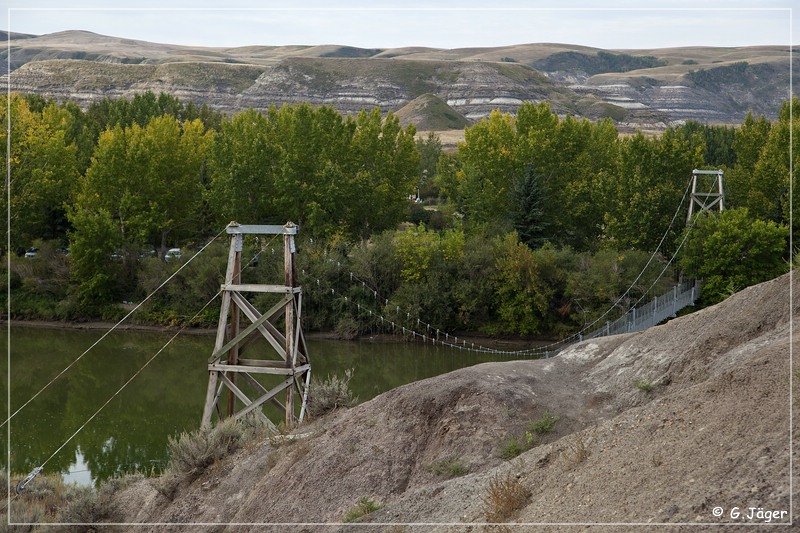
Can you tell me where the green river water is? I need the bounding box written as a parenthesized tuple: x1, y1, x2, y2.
(2, 325, 521, 485)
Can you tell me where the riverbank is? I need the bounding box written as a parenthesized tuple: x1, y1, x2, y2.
(2, 319, 554, 349)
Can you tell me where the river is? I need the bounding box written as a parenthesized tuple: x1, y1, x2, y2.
(2, 325, 529, 485)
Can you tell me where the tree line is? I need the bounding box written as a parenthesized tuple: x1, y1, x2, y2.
(2, 91, 793, 338)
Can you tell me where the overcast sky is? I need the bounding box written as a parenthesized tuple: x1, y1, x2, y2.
(3, 1, 795, 50)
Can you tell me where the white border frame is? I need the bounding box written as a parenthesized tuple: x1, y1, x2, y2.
(4, 5, 794, 528)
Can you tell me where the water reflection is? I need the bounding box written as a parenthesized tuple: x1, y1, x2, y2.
(3, 326, 528, 485)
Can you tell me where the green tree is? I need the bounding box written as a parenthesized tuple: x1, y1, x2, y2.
(748, 98, 798, 230)
(348, 108, 419, 236)
(416, 131, 442, 198)
(680, 208, 788, 304)
(604, 128, 704, 253)
(457, 110, 520, 230)
(69, 116, 213, 305)
(492, 235, 568, 335)
(209, 109, 280, 226)
(210, 105, 417, 238)
(513, 164, 547, 248)
(1, 95, 79, 252)
(456, 103, 618, 248)
(676, 121, 736, 167)
(726, 112, 773, 215)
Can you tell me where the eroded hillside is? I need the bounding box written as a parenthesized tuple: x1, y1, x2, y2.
(107, 272, 796, 529)
(3, 31, 797, 130)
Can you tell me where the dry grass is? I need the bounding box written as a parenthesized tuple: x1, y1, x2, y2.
(483, 471, 531, 523)
(560, 433, 591, 470)
(1, 469, 139, 528)
(425, 456, 469, 478)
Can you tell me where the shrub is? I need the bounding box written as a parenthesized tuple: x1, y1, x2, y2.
(679, 208, 789, 305)
(528, 412, 558, 435)
(343, 497, 381, 522)
(98, 472, 145, 497)
(334, 316, 360, 340)
(166, 417, 244, 478)
(58, 484, 122, 525)
(500, 412, 559, 460)
(307, 369, 358, 417)
(426, 457, 469, 478)
(4, 471, 122, 527)
(483, 472, 530, 522)
(634, 379, 654, 393)
(500, 436, 525, 460)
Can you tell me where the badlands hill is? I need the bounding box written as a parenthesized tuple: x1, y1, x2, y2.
(104, 271, 796, 528)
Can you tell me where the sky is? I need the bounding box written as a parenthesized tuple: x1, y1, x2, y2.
(2, 1, 796, 50)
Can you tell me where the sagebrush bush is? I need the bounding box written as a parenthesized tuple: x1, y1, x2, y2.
(560, 434, 591, 470)
(3, 471, 122, 528)
(58, 484, 122, 525)
(307, 369, 358, 417)
(334, 316, 360, 340)
(166, 417, 244, 478)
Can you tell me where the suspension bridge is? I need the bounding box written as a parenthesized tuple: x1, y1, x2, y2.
(5, 168, 723, 492)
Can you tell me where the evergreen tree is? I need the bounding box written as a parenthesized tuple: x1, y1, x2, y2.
(513, 164, 548, 248)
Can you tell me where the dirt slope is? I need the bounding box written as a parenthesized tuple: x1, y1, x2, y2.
(113, 272, 796, 529)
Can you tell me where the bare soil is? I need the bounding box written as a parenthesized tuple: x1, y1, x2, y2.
(111, 272, 797, 530)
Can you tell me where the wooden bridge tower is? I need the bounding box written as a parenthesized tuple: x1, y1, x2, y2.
(687, 169, 724, 222)
(201, 222, 310, 430)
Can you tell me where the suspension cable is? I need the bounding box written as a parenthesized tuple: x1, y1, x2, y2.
(520, 174, 716, 356)
(307, 174, 696, 357)
(515, 174, 699, 355)
(31, 289, 222, 484)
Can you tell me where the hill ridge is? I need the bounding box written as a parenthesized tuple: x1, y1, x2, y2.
(3, 30, 797, 129)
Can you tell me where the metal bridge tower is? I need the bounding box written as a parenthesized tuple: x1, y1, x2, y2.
(686, 169, 724, 222)
(201, 222, 311, 430)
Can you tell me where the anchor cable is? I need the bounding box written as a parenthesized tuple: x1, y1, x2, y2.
(3, 227, 227, 429)
(14, 235, 281, 490)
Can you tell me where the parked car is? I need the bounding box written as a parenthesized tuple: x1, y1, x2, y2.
(23, 247, 38, 258)
(164, 248, 182, 262)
